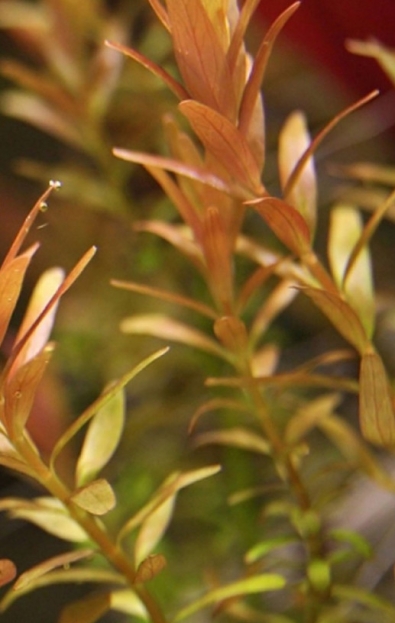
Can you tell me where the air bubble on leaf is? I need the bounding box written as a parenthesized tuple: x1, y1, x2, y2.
(39, 201, 48, 212)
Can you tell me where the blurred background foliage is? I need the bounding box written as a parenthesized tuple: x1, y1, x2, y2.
(1, 1, 395, 621)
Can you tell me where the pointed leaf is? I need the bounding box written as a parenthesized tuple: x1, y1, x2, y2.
(135, 554, 167, 584)
(4, 344, 54, 435)
(12, 267, 64, 370)
(279, 111, 317, 233)
(0, 560, 16, 587)
(165, 0, 236, 119)
(76, 388, 125, 487)
(14, 549, 94, 591)
(250, 279, 297, 347)
(174, 574, 285, 621)
(0, 248, 38, 346)
(51, 348, 169, 469)
(329, 206, 374, 337)
(179, 100, 263, 194)
(194, 428, 270, 455)
(135, 497, 175, 566)
(120, 313, 229, 360)
(249, 196, 311, 255)
(359, 350, 395, 447)
(286, 394, 341, 445)
(245, 536, 297, 564)
(189, 398, 250, 434)
(59, 592, 111, 623)
(71, 479, 116, 516)
(302, 287, 368, 353)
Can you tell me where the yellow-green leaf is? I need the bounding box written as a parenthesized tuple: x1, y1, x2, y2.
(359, 350, 395, 447)
(279, 111, 317, 234)
(329, 206, 374, 337)
(71, 479, 116, 516)
(135, 497, 175, 566)
(174, 574, 286, 621)
(14, 549, 94, 591)
(120, 313, 229, 360)
(76, 388, 125, 487)
(194, 428, 270, 455)
(110, 589, 148, 619)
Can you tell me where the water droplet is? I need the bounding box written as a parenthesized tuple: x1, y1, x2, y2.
(39, 201, 48, 212)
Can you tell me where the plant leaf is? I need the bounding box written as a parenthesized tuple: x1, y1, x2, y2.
(279, 111, 317, 234)
(179, 100, 263, 195)
(110, 589, 148, 619)
(51, 347, 169, 469)
(135, 554, 167, 584)
(120, 314, 229, 361)
(285, 394, 341, 445)
(249, 196, 311, 255)
(76, 388, 125, 487)
(71, 479, 116, 516)
(328, 206, 374, 337)
(165, 0, 236, 119)
(14, 549, 94, 591)
(59, 592, 111, 623)
(194, 428, 270, 455)
(174, 573, 286, 621)
(135, 497, 175, 566)
(0, 560, 16, 588)
(359, 350, 395, 447)
(302, 287, 368, 353)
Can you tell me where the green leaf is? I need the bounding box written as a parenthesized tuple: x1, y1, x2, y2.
(118, 465, 221, 544)
(51, 347, 169, 469)
(329, 529, 372, 560)
(245, 536, 297, 564)
(71, 479, 116, 516)
(174, 574, 286, 621)
(332, 583, 395, 622)
(59, 592, 111, 623)
(76, 388, 125, 487)
(0, 560, 16, 588)
(135, 497, 174, 566)
(307, 558, 331, 593)
(14, 549, 94, 591)
(359, 350, 395, 447)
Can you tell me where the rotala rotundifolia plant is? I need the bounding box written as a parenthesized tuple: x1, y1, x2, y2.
(1, 1, 395, 622)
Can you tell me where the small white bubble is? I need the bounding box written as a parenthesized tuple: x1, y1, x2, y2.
(49, 180, 62, 190)
(39, 201, 48, 212)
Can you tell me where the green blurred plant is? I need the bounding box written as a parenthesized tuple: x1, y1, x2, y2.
(1, 1, 395, 623)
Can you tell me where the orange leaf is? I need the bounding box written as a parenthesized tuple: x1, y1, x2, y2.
(179, 100, 263, 195)
(70, 479, 116, 516)
(249, 196, 311, 255)
(14, 549, 93, 591)
(302, 287, 368, 353)
(135, 554, 167, 584)
(0, 246, 38, 346)
(165, 0, 236, 119)
(360, 350, 395, 447)
(0, 560, 16, 588)
(59, 592, 111, 623)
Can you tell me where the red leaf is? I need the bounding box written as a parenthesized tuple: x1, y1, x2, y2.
(0, 560, 17, 587)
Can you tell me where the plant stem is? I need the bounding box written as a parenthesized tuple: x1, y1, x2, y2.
(13, 433, 168, 623)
